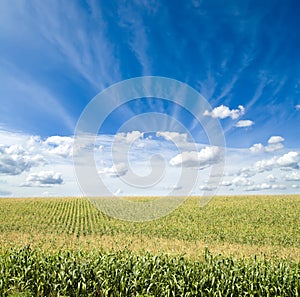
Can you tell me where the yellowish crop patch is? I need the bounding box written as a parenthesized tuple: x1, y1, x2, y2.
(0, 195, 299, 259)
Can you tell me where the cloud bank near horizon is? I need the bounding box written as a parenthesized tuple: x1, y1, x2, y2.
(0, 128, 299, 197)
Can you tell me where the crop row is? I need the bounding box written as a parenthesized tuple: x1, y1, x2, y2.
(0, 246, 299, 297)
(0, 195, 299, 247)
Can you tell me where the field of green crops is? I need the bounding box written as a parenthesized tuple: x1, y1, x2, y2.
(1, 247, 299, 296)
(0, 195, 299, 296)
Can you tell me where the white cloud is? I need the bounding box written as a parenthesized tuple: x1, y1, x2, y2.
(156, 131, 188, 143)
(203, 105, 245, 120)
(249, 143, 264, 154)
(246, 183, 286, 191)
(265, 136, 285, 152)
(271, 184, 286, 190)
(45, 136, 73, 158)
(254, 151, 299, 172)
(249, 136, 285, 153)
(237, 168, 256, 178)
(45, 136, 73, 145)
(254, 158, 276, 172)
(268, 136, 284, 144)
(235, 120, 254, 128)
(169, 146, 222, 168)
(0, 144, 45, 175)
(115, 131, 143, 144)
(221, 180, 232, 187)
(260, 183, 272, 189)
(246, 183, 271, 191)
(277, 151, 299, 168)
(99, 163, 128, 178)
(0, 128, 299, 197)
(22, 171, 63, 187)
(295, 104, 300, 110)
(265, 143, 284, 152)
(285, 171, 300, 181)
(26, 136, 42, 152)
(231, 176, 253, 187)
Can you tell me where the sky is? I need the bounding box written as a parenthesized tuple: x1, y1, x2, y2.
(1, 0, 300, 198)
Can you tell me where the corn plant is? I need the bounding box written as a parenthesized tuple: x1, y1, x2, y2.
(0, 247, 298, 296)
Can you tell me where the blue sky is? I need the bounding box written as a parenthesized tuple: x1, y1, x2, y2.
(1, 0, 300, 197)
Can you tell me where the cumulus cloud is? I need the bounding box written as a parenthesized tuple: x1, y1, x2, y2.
(156, 131, 188, 143)
(220, 180, 232, 187)
(235, 120, 254, 128)
(246, 183, 286, 191)
(22, 171, 63, 187)
(169, 146, 222, 168)
(254, 151, 299, 172)
(45, 136, 73, 158)
(285, 171, 300, 181)
(268, 136, 284, 144)
(203, 105, 245, 120)
(115, 131, 143, 144)
(265, 136, 285, 152)
(249, 136, 285, 153)
(246, 183, 271, 191)
(26, 136, 42, 152)
(272, 184, 286, 190)
(99, 163, 128, 178)
(231, 176, 253, 187)
(295, 104, 300, 110)
(277, 151, 299, 167)
(254, 158, 276, 172)
(237, 168, 256, 178)
(45, 136, 73, 146)
(0, 144, 45, 175)
(249, 143, 264, 154)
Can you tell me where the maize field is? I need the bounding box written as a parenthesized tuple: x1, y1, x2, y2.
(0, 246, 299, 296)
(0, 195, 299, 296)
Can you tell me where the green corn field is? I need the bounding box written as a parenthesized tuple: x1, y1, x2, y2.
(0, 247, 299, 296)
(0, 195, 299, 296)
